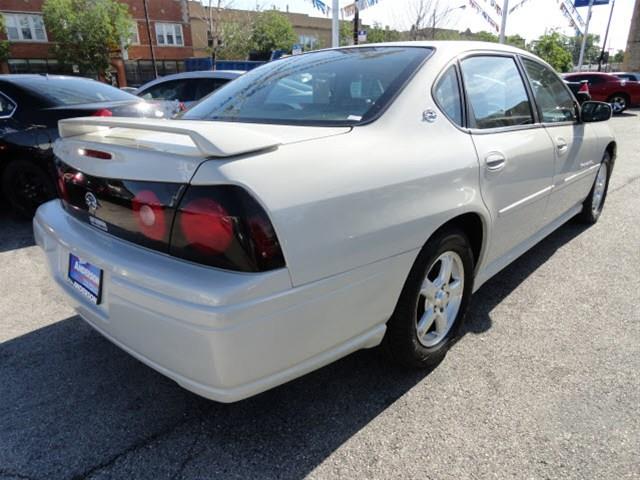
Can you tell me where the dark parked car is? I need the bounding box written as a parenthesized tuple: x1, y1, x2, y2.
(0, 75, 163, 217)
(565, 80, 591, 103)
(563, 72, 640, 112)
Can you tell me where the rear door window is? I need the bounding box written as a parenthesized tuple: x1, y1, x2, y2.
(0, 92, 17, 117)
(460, 56, 534, 129)
(433, 65, 463, 127)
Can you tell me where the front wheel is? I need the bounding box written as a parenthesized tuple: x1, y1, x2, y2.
(383, 228, 474, 368)
(607, 93, 629, 113)
(577, 153, 611, 224)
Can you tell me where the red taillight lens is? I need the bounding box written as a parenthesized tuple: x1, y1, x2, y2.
(579, 82, 589, 93)
(93, 108, 113, 117)
(132, 190, 167, 241)
(178, 198, 233, 254)
(170, 186, 285, 272)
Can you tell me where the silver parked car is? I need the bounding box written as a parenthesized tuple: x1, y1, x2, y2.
(35, 42, 615, 402)
(135, 70, 244, 109)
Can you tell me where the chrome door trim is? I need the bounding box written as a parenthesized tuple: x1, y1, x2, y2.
(498, 185, 554, 216)
(563, 163, 600, 184)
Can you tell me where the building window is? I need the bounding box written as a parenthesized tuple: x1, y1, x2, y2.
(128, 22, 140, 45)
(8, 59, 68, 75)
(298, 34, 319, 50)
(155, 23, 184, 46)
(3, 13, 47, 42)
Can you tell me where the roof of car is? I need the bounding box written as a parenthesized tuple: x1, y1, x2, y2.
(0, 74, 96, 83)
(136, 70, 244, 92)
(564, 72, 617, 77)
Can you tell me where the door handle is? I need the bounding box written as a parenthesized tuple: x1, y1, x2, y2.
(485, 152, 506, 171)
(556, 138, 568, 154)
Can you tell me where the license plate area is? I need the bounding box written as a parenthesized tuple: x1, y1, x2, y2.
(68, 253, 103, 305)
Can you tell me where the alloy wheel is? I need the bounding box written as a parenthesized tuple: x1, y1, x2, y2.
(591, 162, 608, 215)
(416, 251, 464, 348)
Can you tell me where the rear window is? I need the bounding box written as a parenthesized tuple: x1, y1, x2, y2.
(20, 77, 135, 106)
(182, 47, 432, 126)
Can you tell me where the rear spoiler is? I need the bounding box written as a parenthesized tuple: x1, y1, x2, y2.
(58, 117, 281, 158)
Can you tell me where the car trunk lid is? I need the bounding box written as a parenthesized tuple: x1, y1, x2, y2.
(55, 116, 351, 182)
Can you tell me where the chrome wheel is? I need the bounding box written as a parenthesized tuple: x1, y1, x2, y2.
(416, 251, 464, 348)
(591, 162, 608, 215)
(610, 95, 627, 112)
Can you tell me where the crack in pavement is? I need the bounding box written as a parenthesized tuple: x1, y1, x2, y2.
(609, 174, 640, 194)
(0, 469, 40, 480)
(69, 406, 211, 480)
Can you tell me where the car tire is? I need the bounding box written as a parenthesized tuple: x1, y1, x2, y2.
(2, 160, 56, 219)
(383, 227, 474, 368)
(577, 152, 611, 225)
(607, 93, 629, 113)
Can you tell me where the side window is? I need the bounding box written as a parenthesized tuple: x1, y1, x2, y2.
(433, 65, 463, 127)
(139, 79, 189, 101)
(0, 92, 17, 118)
(460, 56, 534, 129)
(194, 78, 229, 101)
(522, 58, 576, 123)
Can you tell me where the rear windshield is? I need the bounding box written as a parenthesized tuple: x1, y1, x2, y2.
(20, 77, 135, 106)
(182, 47, 432, 126)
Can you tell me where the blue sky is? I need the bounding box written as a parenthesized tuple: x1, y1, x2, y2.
(216, 0, 634, 52)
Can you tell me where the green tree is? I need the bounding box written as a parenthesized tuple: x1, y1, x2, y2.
(42, 0, 133, 76)
(474, 31, 499, 43)
(365, 23, 401, 43)
(532, 31, 573, 72)
(612, 49, 625, 63)
(216, 21, 252, 60)
(250, 10, 296, 56)
(505, 34, 527, 50)
(339, 21, 352, 46)
(0, 15, 9, 64)
(567, 33, 601, 65)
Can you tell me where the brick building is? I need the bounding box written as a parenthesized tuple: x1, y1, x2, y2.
(0, 0, 194, 86)
(623, 0, 639, 72)
(188, 1, 335, 58)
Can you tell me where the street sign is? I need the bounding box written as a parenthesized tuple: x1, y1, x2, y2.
(292, 44, 302, 55)
(357, 30, 367, 42)
(574, 0, 609, 7)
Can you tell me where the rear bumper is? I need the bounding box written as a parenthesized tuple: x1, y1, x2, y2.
(34, 200, 414, 402)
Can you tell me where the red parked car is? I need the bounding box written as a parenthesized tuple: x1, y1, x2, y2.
(563, 72, 640, 112)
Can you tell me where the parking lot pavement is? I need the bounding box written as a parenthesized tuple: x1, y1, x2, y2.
(1, 112, 639, 480)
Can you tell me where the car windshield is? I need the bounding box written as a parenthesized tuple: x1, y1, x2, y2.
(20, 77, 136, 106)
(182, 47, 432, 126)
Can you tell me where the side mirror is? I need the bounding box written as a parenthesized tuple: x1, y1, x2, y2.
(581, 101, 612, 122)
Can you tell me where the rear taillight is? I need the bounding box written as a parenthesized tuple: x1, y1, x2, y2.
(170, 186, 285, 272)
(132, 190, 167, 241)
(93, 108, 113, 117)
(579, 81, 589, 94)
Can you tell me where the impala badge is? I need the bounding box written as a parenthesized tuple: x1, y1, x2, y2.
(85, 192, 99, 212)
(422, 109, 437, 122)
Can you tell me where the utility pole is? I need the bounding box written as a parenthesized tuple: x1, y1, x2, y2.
(143, 0, 158, 78)
(577, 0, 595, 71)
(597, 0, 615, 71)
(332, 0, 339, 47)
(353, 6, 359, 45)
(499, 0, 509, 44)
(431, 9, 436, 39)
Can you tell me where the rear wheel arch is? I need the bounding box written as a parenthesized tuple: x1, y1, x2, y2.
(430, 212, 486, 271)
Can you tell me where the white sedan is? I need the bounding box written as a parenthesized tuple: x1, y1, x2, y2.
(34, 42, 615, 402)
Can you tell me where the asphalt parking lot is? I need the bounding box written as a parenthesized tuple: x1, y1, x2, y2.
(1, 111, 639, 480)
